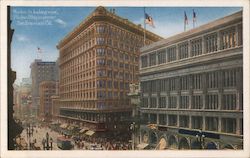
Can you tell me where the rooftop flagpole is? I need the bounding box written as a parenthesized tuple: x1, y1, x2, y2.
(144, 7, 146, 46)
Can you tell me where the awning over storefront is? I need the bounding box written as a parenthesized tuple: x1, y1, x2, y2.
(79, 128, 88, 133)
(60, 123, 68, 129)
(137, 143, 149, 150)
(85, 130, 95, 136)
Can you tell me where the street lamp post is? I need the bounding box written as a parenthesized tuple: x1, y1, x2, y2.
(128, 83, 140, 150)
(26, 123, 34, 150)
(195, 129, 205, 149)
(42, 132, 53, 150)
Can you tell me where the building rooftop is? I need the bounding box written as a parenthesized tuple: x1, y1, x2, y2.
(140, 10, 242, 53)
(57, 6, 163, 49)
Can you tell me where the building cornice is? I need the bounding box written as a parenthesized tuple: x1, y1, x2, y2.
(140, 11, 242, 53)
(57, 6, 163, 49)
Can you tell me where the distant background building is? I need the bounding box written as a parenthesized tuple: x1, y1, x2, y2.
(57, 6, 162, 137)
(30, 59, 59, 117)
(39, 81, 57, 121)
(139, 11, 243, 150)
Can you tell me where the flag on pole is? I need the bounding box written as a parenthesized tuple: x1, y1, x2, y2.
(184, 11, 188, 31)
(193, 9, 197, 28)
(145, 13, 155, 28)
(37, 47, 42, 53)
(184, 11, 188, 25)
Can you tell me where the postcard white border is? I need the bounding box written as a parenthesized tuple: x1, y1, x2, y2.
(1, 0, 249, 158)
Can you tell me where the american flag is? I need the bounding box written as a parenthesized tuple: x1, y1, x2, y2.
(145, 13, 155, 28)
(184, 11, 188, 25)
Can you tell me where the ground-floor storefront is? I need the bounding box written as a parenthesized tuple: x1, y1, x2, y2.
(139, 125, 243, 150)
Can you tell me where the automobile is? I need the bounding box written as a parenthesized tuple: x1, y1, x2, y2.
(57, 136, 74, 150)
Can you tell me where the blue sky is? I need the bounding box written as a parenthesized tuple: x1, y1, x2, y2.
(11, 6, 242, 84)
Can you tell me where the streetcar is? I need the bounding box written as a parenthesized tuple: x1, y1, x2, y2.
(57, 136, 74, 150)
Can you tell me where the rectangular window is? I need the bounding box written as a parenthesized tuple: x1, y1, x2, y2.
(169, 96, 177, 108)
(178, 42, 189, 59)
(205, 117, 218, 131)
(205, 33, 218, 53)
(193, 73, 203, 89)
(191, 38, 202, 56)
(168, 115, 177, 126)
(159, 114, 167, 125)
(192, 95, 203, 109)
(149, 114, 157, 124)
(179, 115, 189, 128)
(208, 71, 219, 89)
(220, 27, 236, 50)
(151, 80, 157, 93)
(158, 50, 166, 64)
(180, 96, 189, 109)
(223, 69, 237, 87)
(167, 46, 176, 62)
(159, 97, 166, 108)
(96, 48, 105, 56)
(222, 94, 237, 110)
(180, 75, 189, 90)
(150, 97, 157, 108)
(206, 94, 218, 109)
(221, 118, 236, 134)
(192, 116, 203, 129)
(142, 98, 148, 108)
(169, 77, 177, 91)
(149, 53, 156, 66)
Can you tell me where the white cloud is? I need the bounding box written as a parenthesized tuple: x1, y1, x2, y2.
(15, 34, 30, 42)
(54, 18, 67, 27)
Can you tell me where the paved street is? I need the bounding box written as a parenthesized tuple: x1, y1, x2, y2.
(20, 126, 61, 150)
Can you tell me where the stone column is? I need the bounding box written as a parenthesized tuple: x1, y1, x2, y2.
(189, 115, 192, 129)
(188, 40, 192, 57)
(177, 115, 180, 127)
(157, 114, 160, 125)
(235, 25, 239, 47)
(218, 70, 223, 110)
(218, 117, 222, 132)
(217, 31, 221, 50)
(236, 67, 243, 110)
(202, 116, 206, 131)
(202, 73, 207, 109)
(236, 118, 241, 135)
(202, 36, 206, 54)
(176, 45, 179, 60)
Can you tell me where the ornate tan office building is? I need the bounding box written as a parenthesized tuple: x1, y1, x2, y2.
(139, 11, 243, 149)
(57, 7, 162, 134)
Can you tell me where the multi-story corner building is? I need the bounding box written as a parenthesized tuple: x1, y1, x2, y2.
(39, 81, 57, 119)
(30, 60, 59, 116)
(139, 11, 243, 150)
(57, 6, 162, 135)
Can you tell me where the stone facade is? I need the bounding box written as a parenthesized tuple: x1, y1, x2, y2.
(139, 11, 243, 150)
(39, 81, 57, 120)
(57, 6, 162, 133)
(30, 60, 58, 116)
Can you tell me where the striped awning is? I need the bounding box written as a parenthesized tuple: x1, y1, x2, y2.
(79, 128, 88, 133)
(85, 130, 95, 136)
(137, 143, 149, 150)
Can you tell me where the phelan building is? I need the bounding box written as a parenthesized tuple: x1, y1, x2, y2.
(139, 11, 243, 150)
(57, 6, 162, 136)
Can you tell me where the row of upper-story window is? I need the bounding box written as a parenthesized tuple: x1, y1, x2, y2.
(60, 24, 147, 65)
(60, 48, 139, 77)
(143, 113, 243, 135)
(141, 24, 242, 68)
(61, 62, 138, 82)
(141, 93, 242, 110)
(95, 24, 150, 46)
(60, 90, 129, 100)
(141, 68, 241, 93)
